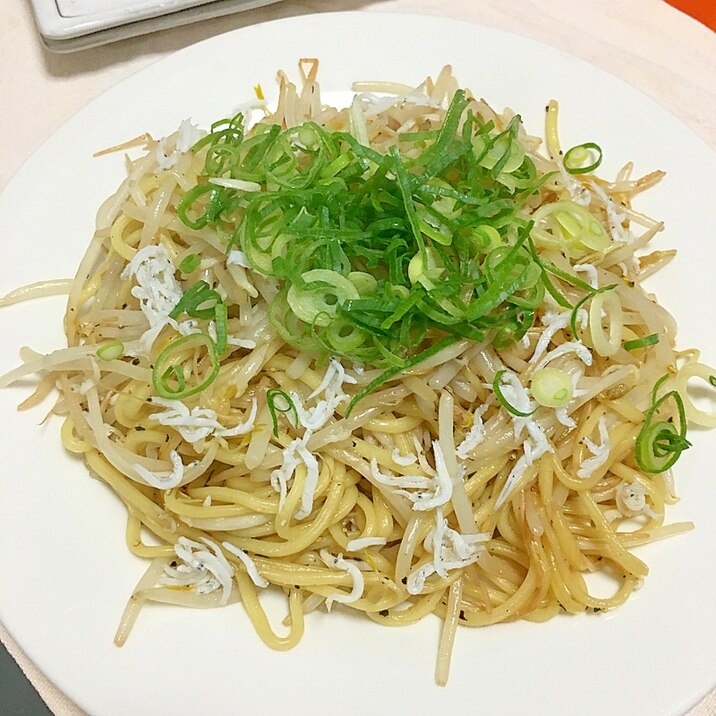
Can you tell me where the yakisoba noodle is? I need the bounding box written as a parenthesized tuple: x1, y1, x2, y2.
(2, 60, 715, 685)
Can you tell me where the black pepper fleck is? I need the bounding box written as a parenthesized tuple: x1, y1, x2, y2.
(379, 609, 389, 617)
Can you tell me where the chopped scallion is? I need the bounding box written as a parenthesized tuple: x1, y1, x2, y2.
(492, 370, 536, 417)
(563, 142, 603, 175)
(179, 253, 201, 274)
(169, 281, 223, 321)
(266, 388, 298, 437)
(176, 91, 556, 404)
(531, 367, 573, 408)
(623, 333, 659, 351)
(152, 334, 220, 400)
(96, 341, 124, 362)
(635, 381, 690, 473)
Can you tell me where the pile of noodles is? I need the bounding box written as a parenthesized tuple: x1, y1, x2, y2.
(2, 60, 714, 685)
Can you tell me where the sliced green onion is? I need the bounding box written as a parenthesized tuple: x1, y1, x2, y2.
(635, 383, 690, 473)
(623, 333, 659, 351)
(476, 126, 525, 175)
(347, 271, 378, 295)
(266, 388, 298, 437)
(564, 142, 603, 175)
(286, 269, 359, 327)
(469, 224, 501, 253)
(531, 367, 573, 408)
(214, 302, 228, 355)
(589, 289, 623, 357)
(674, 362, 716, 428)
(408, 246, 443, 289)
(165, 365, 186, 393)
(532, 200, 609, 256)
(389, 145, 426, 256)
(492, 309, 534, 350)
(177, 88, 549, 379)
(710, 375, 716, 388)
(346, 336, 457, 416)
(416, 204, 453, 245)
(492, 369, 536, 417)
(569, 284, 617, 339)
(179, 253, 201, 274)
(152, 334, 220, 399)
(465, 246, 532, 321)
(176, 183, 216, 230)
(96, 341, 124, 362)
(325, 319, 368, 353)
(169, 280, 223, 320)
(525, 235, 575, 310)
(635, 418, 689, 473)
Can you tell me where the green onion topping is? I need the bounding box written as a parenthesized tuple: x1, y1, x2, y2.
(179, 253, 201, 274)
(179, 92, 550, 374)
(570, 284, 617, 338)
(266, 388, 299, 437)
(213, 301, 228, 355)
(530, 367, 573, 408)
(635, 379, 691, 473)
(96, 341, 124, 362)
(166, 93, 620, 407)
(492, 369, 536, 417)
(563, 142, 603, 175)
(152, 333, 220, 399)
(169, 280, 222, 321)
(623, 333, 659, 351)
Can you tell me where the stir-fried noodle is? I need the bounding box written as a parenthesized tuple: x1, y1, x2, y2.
(2, 60, 714, 685)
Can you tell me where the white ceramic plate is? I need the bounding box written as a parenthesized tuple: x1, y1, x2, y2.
(1, 12, 714, 716)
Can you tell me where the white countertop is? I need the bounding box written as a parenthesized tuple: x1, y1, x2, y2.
(1, 0, 714, 713)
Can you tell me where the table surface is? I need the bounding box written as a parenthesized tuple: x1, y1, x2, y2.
(1, 0, 714, 714)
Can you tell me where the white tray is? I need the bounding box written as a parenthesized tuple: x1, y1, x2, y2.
(29, 0, 282, 52)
